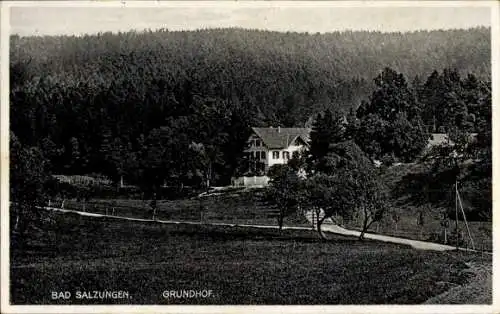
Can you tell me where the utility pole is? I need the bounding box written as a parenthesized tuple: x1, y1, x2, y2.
(457, 184, 475, 250)
(455, 181, 459, 250)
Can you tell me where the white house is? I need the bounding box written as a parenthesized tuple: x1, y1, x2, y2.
(232, 127, 310, 186)
(246, 126, 311, 171)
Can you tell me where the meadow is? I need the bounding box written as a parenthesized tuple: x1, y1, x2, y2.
(10, 212, 490, 304)
(62, 188, 309, 227)
(60, 185, 492, 251)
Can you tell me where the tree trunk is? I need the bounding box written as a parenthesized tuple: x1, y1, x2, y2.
(14, 209, 20, 232)
(359, 222, 367, 240)
(317, 216, 328, 240)
(315, 207, 321, 228)
(359, 213, 374, 241)
(359, 207, 369, 240)
(206, 162, 212, 192)
(278, 211, 284, 234)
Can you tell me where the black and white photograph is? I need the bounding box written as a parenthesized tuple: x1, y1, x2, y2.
(1, 1, 497, 312)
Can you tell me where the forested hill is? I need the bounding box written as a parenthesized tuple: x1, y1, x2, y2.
(11, 27, 490, 107)
(10, 27, 491, 185)
(11, 27, 491, 80)
(11, 27, 490, 117)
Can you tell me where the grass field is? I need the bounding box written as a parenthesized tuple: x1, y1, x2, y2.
(10, 212, 491, 304)
(371, 163, 492, 251)
(62, 189, 309, 227)
(59, 184, 492, 251)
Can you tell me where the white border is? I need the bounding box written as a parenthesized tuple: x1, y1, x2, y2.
(491, 0, 499, 310)
(0, 2, 10, 312)
(1, 0, 497, 8)
(1, 1, 498, 313)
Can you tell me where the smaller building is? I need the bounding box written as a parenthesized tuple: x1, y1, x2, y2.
(427, 133, 451, 148)
(426, 133, 478, 149)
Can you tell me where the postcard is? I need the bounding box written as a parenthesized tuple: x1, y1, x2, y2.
(1, 1, 497, 313)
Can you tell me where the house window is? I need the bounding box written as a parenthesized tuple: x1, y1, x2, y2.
(272, 151, 280, 159)
(283, 151, 290, 160)
(260, 151, 266, 160)
(251, 139, 261, 147)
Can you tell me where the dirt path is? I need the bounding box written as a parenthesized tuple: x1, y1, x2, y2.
(303, 210, 461, 251)
(317, 222, 457, 251)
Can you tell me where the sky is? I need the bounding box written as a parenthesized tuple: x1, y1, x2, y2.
(9, 3, 493, 36)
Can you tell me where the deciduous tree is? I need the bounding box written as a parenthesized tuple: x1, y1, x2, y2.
(266, 164, 304, 232)
(355, 68, 428, 163)
(305, 141, 388, 240)
(10, 133, 50, 244)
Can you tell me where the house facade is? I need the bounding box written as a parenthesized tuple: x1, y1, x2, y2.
(244, 126, 311, 174)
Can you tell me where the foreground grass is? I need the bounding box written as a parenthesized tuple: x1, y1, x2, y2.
(424, 261, 492, 304)
(10, 212, 490, 305)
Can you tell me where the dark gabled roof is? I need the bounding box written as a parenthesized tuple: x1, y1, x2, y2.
(251, 127, 311, 149)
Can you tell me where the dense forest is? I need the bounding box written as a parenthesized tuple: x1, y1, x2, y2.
(10, 27, 491, 188)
